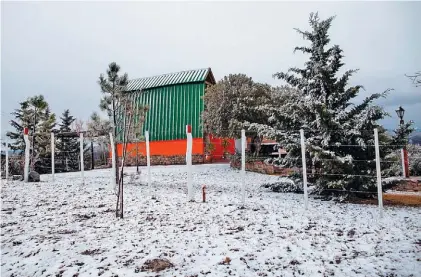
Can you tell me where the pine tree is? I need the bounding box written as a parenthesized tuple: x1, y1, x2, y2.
(56, 109, 79, 172)
(7, 100, 33, 153)
(98, 62, 149, 218)
(7, 95, 56, 173)
(98, 62, 129, 184)
(247, 13, 404, 193)
(392, 122, 414, 147)
(33, 107, 56, 173)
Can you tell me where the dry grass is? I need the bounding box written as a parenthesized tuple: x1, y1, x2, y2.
(353, 193, 421, 207)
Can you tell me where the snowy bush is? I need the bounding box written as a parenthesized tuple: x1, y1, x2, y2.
(381, 150, 402, 178)
(409, 145, 421, 176)
(382, 177, 403, 191)
(411, 158, 421, 176)
(262, 178, 302, 193)
(381, 145, 421, 177)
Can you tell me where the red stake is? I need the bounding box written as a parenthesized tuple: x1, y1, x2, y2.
(202, 185, 206, 202)
(403, 148, 409, 178)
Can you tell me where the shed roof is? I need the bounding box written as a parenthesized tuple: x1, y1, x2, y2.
(126, 68, 215, 91)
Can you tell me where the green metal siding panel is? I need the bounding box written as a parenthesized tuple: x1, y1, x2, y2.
(178, 85, 183, 139)
(151, 90, 156, 141)
(184, 85, 189, 136)
(147, 91, 152, 138)
(182, 85, 186, 138)
(194, 85, 198, 138)
(134, 82, 205, 142)
(140, 92, 144, 129)
(162, 87, 166, 140)
(199, 83, 204, 138)
(157, 89, 162, 141)
(172, 87, 176, 139)
(163, 87, 168, 140)
(190, 85, 195, 136)
(179, 85, 183, 139)
(194, 84, 199, 137)
(144, 92, 149, 134)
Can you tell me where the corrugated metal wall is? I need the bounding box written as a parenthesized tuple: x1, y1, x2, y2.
(134, 82, 205, 141)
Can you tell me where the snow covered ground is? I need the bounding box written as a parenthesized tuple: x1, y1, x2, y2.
(1, 164, 420, 277)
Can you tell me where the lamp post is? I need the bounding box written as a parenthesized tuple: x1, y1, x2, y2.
(396, 106, 405, 125)
(395, 106, 409, 178)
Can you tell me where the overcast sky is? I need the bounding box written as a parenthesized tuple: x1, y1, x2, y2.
(1, 1, 420, 140)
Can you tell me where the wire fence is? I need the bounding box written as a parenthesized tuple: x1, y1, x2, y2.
(1, 133, 112, 181)
(2, 130, 420, 179)
(2, 128, 420, 216)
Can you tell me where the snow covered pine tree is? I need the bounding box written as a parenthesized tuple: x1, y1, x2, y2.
(247, 13, 411, 194)
(7, 95, 56, 174)
(56, 110, 80, 172)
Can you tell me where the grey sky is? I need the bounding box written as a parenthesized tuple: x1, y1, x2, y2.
(1, 1, 420, 140)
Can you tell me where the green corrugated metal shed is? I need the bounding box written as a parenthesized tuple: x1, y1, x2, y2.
(125, 68, 215, 141)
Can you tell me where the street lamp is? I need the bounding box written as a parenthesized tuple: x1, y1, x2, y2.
(395, 106, 405, 125)
(395, 106, 409, 178)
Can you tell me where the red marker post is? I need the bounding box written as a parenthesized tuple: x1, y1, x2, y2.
(404, 149, 409, 178)
(202, 185, 206, 202)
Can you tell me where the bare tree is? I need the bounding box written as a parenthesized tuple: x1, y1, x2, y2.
(114, 97, 148, 218)
(406, 71, 421, 87)
(71, 119, 85, 133)
(86, 112, 112, 166)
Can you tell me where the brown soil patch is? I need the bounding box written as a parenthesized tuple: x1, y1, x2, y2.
(352, 193, 421, 207)
(140, 258, 174, 272)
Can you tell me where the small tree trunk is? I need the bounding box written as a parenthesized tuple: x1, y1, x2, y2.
(136, 142, 139, 174)
(120, 169, 124, 218)
(112, 96, 119, 185)
(91, 141, 94, 170)
(114, 143, 119, 183)
(115, 176, 121, 217)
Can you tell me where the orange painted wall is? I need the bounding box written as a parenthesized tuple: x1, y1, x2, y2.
(116, 138, 204, 157)
(208, 135, 236, 159)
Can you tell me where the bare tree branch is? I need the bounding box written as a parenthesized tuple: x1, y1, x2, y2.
(406, 71, 421, 87)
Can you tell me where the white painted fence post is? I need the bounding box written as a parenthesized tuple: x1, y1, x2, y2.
(24, 128, 30, 183)
(300, 129, 309, 210)
(5, 142, 9, 182)
(374, 128, 383, 218)
(241, 129, 246, 206)
(145, 131, 152, 196)
(80, 132, 84, 184)
(51, 132, 55, 181)
(400, 149, 406, 178)
(186, 125, 193, 201)
(109, 132, 116, 191)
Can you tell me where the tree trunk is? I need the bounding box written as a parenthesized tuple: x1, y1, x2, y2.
(31, 108, 37, 171)
(136, 142, 139, 174)
(115, 176, 121, 217)
(91, 141, 94, 170)
(114, 143, 119, 183)
(112, 90, 119, 185)
(120, 169, 123, 218)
